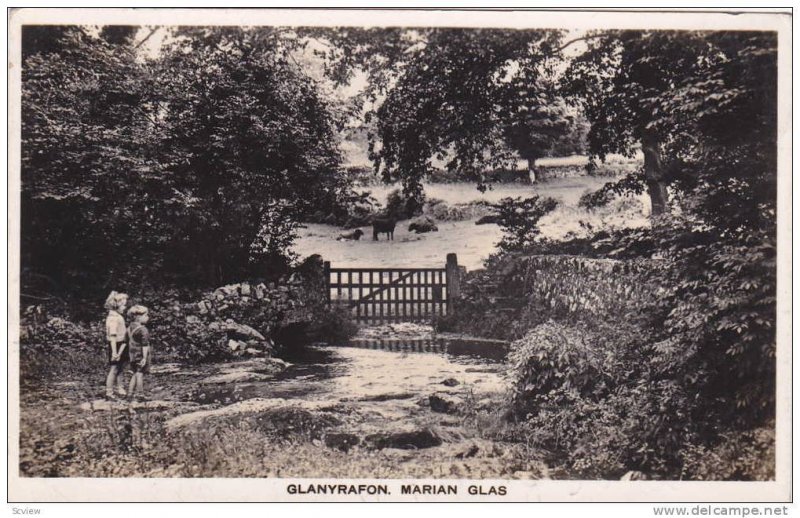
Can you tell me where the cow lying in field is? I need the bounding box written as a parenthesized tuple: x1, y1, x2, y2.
(337, 229, 364, 241)
(372, 217, 396, 241)
(408, 215, 438, 233)
(475, 214, 501, 225)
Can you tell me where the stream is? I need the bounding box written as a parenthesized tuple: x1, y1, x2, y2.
(175, 335, 510, 422)
(23, 330, 549, 478)
(143, 332, 525, 477)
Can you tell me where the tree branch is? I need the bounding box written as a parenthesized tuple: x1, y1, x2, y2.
(557, 34, 608, 53)
(134, 27, 160, 50)
(21, 292, 67, 305)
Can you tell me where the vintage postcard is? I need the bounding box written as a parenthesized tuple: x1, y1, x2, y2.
(7, 8, 792, 503)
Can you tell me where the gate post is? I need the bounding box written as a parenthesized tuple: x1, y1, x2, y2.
(446, 253, 461, 308)
(323, 261, 331, 304)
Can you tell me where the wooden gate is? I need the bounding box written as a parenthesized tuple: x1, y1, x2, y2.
(324, 253, 462, 324)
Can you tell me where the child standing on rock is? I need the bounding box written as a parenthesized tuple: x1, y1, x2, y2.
(126, 305, 152, 401)
(104, 291, 129, 400)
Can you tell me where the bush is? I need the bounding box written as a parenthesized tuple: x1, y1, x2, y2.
(303, 303, 359, 345)
(385, 188, 424, 220)
(495, 225, 774, 478)
(680, 425, 775, 481)
(507, 322, 609, 417)
(448, 233, 774, 479)
(303, 184, 380, 228)
(578, 188, 613, 209)
(507, 320, 704, 478)
(490, 196, 558, 252)
(20, 312, 106, 381)
(423, 198, 491, 222)
(577, 170, 647, 210)
(519, 381, 697, 478)
(653, 223, 777, 428)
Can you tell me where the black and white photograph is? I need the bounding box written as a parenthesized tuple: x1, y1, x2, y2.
(7, 8, 792, 503)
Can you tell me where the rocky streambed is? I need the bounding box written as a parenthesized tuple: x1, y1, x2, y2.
(20, 325, 548, 479)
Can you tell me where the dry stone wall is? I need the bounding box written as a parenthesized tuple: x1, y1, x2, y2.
(185, 274, 315, 357)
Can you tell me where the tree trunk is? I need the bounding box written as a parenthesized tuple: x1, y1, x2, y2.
(527, 157, 538, 184)
(641, 130, 669, 217)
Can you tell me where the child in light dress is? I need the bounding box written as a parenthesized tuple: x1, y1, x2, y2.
(104, 291, 129, 399)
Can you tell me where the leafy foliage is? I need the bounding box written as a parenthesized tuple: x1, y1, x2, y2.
(249, 200, 304, 275)
(507, 322, 607, 413)
(490, 196, 558, 252)
(680, 424, 775, 481)
(317, 28, 573, 194)
(578, 170, 646, 209)
(650, 219, 777, 427)
(22, 26, 347, 293)
(153, 27, 345, 283)
(384, 188, 424, 221)
(563, 30, 777, 223)
(22, 27, 160, 292)
(444, 232, 774, 479)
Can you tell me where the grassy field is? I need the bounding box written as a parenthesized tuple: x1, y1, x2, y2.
(294, 176, 649, 270)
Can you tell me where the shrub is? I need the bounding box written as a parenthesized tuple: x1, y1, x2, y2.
(490, 196, 558, 252)
(578, 170, 647, 211)
(250, 199, 304, 275)
(520, 381, 698, 478)
(305, 188, 380, 228)
(492, 222, 775, 478)
(578, 188, 613, 209)
(20, 313, 106, 381)
(423, 198, 491, 222)
(680, 424, 775, 481)
(507, 319, 705, 478)
(663, 225, 776, 418)
(302, 303, 359, 345)
(385, 188, 424, 220)
(507, 322, 609, 417)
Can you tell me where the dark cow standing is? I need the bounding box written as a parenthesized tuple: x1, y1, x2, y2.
(372, 217, 396, 241)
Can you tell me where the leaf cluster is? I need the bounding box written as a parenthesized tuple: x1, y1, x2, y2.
(489, 195, 559, 252)
(22, 26, 347, 292)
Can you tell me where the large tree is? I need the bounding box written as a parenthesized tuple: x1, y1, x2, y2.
(21, 26, 347, 293)
(22, 26, 158, 293)
(566, 30, 778, 426)
(313, 28, 571, 197)
(155, 27, 346, 283)
(562, 30, 776, 222)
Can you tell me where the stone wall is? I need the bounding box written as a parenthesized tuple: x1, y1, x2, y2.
(155, 264, 330, 361)
(439, 253, 646, 341)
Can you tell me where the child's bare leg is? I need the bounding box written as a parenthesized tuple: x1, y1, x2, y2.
(116, 370, 127, 396)
(136, 373, 145, 397)
(105, 365, 119, 397)
(128, 372, 137, 398)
